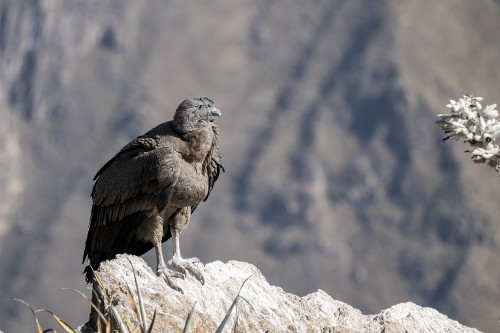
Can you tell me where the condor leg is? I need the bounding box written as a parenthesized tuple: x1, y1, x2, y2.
(167, 208, 205, 284)
(155, 240, 184, 292)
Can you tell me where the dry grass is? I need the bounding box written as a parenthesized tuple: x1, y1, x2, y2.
(15, 262, 252, 333)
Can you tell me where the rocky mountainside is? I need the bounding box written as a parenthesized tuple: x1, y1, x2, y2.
(79, 255, 481, 333)
(1, 1, 500, 332)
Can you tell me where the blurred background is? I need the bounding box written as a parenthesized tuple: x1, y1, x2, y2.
(1, 0, 499, 332)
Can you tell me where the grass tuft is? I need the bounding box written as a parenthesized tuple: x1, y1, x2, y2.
(17, 262, 253, 332)
(62, 288, 108, 325)
(127, 259, 148, 333)
(183, 302, 197, 333)
(215, 274, 254, 333)
(14, 299, 44, 333)
(40, 309, 77, 333)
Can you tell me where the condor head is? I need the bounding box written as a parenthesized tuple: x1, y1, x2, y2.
(173, 96, 221, 133)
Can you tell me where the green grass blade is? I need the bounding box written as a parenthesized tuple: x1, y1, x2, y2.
(119, 275, 140, 322)
(14, 299, 44, 333)
(90, 265, 110, 302)
(62, 288, 108, 325)
(127, 259, 147, 333)
(215, 295, 239, 333)
(183, 302, 197, 333)
(146, 308, 157, 333)
(122, 270, 146, 333)
(105, 309, 111, 333)
(97, 317, 103, 333)
(215, 274, 254, 333)
(125, 320, 135, 333)
(232, 303, 239, 333)
(111, 305, 130, 333)
(40, 309, 76, 333)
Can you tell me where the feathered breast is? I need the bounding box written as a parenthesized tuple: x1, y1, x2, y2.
(203, 124, 224, 201)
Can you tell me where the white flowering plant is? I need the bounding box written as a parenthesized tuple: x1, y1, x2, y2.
(436, 94, 500, 172)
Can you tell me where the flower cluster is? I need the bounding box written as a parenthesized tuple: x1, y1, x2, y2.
(436, 95, 500, 172)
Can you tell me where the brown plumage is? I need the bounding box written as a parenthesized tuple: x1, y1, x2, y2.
(82, 97, 223, 288)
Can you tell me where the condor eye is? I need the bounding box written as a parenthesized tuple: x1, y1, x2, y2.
(189, 105, 201, 113)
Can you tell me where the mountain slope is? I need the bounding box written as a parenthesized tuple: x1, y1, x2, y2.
(1, 1, 499, 332)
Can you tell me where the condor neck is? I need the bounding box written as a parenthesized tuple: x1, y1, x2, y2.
(181, 127, 214, 162)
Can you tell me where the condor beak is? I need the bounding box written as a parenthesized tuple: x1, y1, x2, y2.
(209, 106, 222, 118)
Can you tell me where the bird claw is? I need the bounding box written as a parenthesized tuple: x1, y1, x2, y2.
(168, 257, 205, 285)
(157, 265, 184, 293)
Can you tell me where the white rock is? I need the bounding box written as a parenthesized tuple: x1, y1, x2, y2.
(83, 254, 481, 333)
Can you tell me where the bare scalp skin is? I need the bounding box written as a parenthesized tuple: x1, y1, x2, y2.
(83, 97, 223, 289)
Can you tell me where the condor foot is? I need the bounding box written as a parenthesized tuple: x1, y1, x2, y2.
(168, 257, 205, 285)
(157, 265, 184, 293)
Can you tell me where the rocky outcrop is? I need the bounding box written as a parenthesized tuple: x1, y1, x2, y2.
(86, 255, 481, 332)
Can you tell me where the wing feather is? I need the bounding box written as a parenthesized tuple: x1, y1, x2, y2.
(92, 144, 180, 208)
(83, 144, 181, 267)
